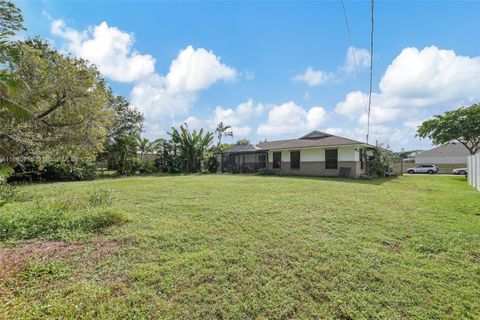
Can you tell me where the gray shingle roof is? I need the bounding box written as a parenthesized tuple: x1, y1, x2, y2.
(223, 131, 371, 153)
(416, 142, 470, 157)
(223, 144, 262, 153)
(257, 134, 368, 151)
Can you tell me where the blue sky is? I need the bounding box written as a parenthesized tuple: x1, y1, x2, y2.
(15, 1, 480, 150)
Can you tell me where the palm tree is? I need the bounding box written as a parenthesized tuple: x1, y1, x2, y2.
(215, 122, 233, 149)
(169, 124, 213, 173)
(137, 137, 155, 161)
(116, 135, 139, 175)
(215, 122, 233, 173)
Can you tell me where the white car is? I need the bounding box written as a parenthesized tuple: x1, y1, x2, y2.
(407, 164, 439, 174)
(452, 168, 468, 175)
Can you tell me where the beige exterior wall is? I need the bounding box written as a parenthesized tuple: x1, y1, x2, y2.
(266, 160, 362, 178)
(301, 148, 325, 161)
(268, 146, 358, 163)
(265, 145, 365, 178)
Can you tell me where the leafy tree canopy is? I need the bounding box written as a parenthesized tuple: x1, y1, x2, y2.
(417, 103, 480, 155)
(0, 0, 23, 39)
(0, 1, 29, 120)
(0, 38, 113, 161)
(234, 138, 250, 146)
(106, 95, 144, 142)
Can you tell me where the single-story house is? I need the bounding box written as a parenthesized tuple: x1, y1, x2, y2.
(221, 131, 374, 178)
(415, 142, 470, 173)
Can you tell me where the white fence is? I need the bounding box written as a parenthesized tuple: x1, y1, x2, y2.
(467, 154, 480, 191)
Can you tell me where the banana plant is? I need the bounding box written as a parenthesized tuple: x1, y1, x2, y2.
(169, 124, 213, 173)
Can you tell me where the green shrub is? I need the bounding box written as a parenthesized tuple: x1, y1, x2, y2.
(0, 191, 126, 241)
(0, 165, 14, 184)
(138, 159, 156, 174)
(42, 161, 97, 181)
(9, 161, 97, 182)
(204, 154, 219, 173)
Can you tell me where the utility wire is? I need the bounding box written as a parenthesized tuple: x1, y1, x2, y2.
(366, 0, 375, 144)
(341, 0, 368, 113)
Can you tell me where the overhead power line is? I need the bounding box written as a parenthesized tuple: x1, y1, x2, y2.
(366, 0, 375, 145)
(341, 0, 368, 114)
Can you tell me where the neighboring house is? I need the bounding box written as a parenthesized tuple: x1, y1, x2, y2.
(415, 142, 470, 173)
(221, 131, 373, 178)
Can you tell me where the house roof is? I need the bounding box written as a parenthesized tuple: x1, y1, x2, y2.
(223, 131, 371, 153)
(416, 142, 470, 157)
(257, 131, 370, 151)
(223, 144, 263, 153)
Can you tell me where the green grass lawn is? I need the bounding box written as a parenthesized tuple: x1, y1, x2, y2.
(1, 174, 479, 319)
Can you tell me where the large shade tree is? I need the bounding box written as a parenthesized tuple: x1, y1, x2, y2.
(417, 103, 480, 155)
(100, 95, 144, 168)
(0, 0, 30, 120)
(0, 39, 113, 161)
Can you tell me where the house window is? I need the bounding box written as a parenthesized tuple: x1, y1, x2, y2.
(273, 152, 281, 169)
(325, 149, 338, 169)
(290, 151, 300, 169)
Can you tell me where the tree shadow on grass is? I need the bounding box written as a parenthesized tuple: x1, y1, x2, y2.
(246, 173, 399, 185)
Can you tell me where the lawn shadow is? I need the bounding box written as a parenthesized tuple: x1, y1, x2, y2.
(244, 173, 399, 185)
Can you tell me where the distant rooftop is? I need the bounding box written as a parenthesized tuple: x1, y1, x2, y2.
(416, 142, 470, 157)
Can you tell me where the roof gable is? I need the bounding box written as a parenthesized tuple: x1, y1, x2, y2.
(257, 133, 369, 151)
(299, 130, 332, 139)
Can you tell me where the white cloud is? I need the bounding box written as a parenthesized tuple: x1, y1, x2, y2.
(51, 19, 155, 82)
(293, 67, 333, 86)
(335, 91, 367, 118)
(336, 46, 480, 127)
(165, 46, 236, 93)
(257, 101, 327, 136)
(183, 116, 203, 130)
(131, 46, 237, 134)
(50, 18, 237, 137)
(307, 107, 328, 129)
(379, 46, 480, 107)
(206, 99, 264, 138)
(358, 105, 403, 125)
(324, 127, 349, 137)
(343, 46, 371, 73)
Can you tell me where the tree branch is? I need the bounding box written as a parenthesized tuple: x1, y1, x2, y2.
(458, 140, 476, 155)
(35, 91, 67, 120)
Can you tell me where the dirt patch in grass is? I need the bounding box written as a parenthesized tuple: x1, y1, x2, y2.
(0, 241, 85, 280)
(0, 238, 129, 280)
(85, 237, 134, 262)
